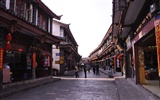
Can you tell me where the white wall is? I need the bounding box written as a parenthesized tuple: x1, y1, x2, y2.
(52, 20, 64, 37)
(52, 20, 63, 71)
(52, 45, 60, 70)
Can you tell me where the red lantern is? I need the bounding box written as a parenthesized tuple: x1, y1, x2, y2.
(18, 48, 23, 52)
(5, 42, 11, 50)
(6, 33, 12, 41)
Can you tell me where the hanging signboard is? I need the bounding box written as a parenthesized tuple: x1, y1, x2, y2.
(56, 53, 60, 56)
(0, 48, 3, 70)
(55, 61, 59, 64)
(59, 60, 64, 64)
(154, 16, 160, 77)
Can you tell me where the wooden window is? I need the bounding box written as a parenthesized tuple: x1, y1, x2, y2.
(60, 26, 64, 37)
(65, 36, 68, 42)
(36, 9, 38, 26)
(41, 16, 47, 31)
(10, 0, 16, 13)
(37, 14, 41, 28)
(37, 11, 48, 31)
(14, 0, 17, 14)
(23, 3, 26, 18)
(29, 4, 33, 22)
(19, 1, 25, 18)
(32, 5, 37, 25)
(25, 4, 33, 23)
(42, 22, 46, 30)
(48, 18, 51, 33)
(0, 0, 6, 9)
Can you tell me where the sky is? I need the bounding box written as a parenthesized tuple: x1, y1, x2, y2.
(41, 0, 112, 58)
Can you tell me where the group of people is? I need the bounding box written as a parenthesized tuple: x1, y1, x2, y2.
(92, 63, 100, 75)
(74, 62, 100, 78)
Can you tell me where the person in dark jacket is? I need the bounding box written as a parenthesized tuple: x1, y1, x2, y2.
(96, 62, 100, 75)
(83, 63, 87, 78)
(92, 63, 96, 74)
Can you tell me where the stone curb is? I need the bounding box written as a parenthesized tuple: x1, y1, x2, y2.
(0, 78, 61, 99)
(115, 78, 160, 100)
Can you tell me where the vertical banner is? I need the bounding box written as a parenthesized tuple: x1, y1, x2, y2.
(154, 17, 160, 77)
(32, 53, 36, 68)
(0, 48, 3, 70)
(48, 56, 50, 66)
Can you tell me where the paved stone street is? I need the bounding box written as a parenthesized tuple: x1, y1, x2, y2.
(2, 70, 160, 100)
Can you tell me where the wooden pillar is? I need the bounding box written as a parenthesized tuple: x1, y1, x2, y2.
(138, 47, 145, 84)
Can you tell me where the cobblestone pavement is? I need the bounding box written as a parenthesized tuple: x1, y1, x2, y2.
(2, 70, 160, 100)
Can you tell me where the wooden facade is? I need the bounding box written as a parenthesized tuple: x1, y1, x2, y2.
(0, 0, 63, 86)
(52, 20, 81, 75)
(88, 25, 117, 71)
(112, 0, 159, 90)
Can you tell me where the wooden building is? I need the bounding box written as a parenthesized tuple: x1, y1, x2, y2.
(88, 25, 117, 71)
(52, 20, 81, 75)
(0, 0, 63, 87)
(112, 0, 159, 96)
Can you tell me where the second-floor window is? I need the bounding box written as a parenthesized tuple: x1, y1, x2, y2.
(42, 21, 46, 30)
(48, 18, 51, 33)
(35, 9, 38, 25)
(4, 0, 31, 21)
(37, 12, 47, 31)
(10, 0, 17, 14)
(60, 26, 64, 37)
(25, 4, 33, 23)
(5, 0, 10, 9)
(64, 35, 67, 42)
(3, 0, 50, 32)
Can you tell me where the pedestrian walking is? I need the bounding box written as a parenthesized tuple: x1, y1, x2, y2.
(83, 64, 87, 78)
(86, 64, 91, 73)
(74, 64, 79, 78)
(108, 65, 114, 78)
(96, 62, 100, 75)
(92, 63, 96, 74)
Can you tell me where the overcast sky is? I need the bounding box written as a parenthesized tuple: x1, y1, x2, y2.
(42, 0, 112, 58)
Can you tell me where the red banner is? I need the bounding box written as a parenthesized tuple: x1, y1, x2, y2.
(32, 53, 37, 68)
(0, 48, 4, 70)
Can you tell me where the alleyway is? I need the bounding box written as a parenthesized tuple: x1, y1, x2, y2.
(2, 70, 160, 100)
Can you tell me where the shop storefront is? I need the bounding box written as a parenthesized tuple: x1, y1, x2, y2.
(1, 30, 53, 82)
(132, 17, 159, 86)
(57, 46, 80, 75)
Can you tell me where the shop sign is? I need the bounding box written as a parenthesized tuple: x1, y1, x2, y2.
(0, 48, 3, 70)
(55, 60, 64, 64)
(48, 56, 50, 66)
(154, 17, 160, 76)
(60, 56, 64, 60)
(59, 60, 64, 64)
(55, 61, 59, 64)
(56, 53, 60, 56)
